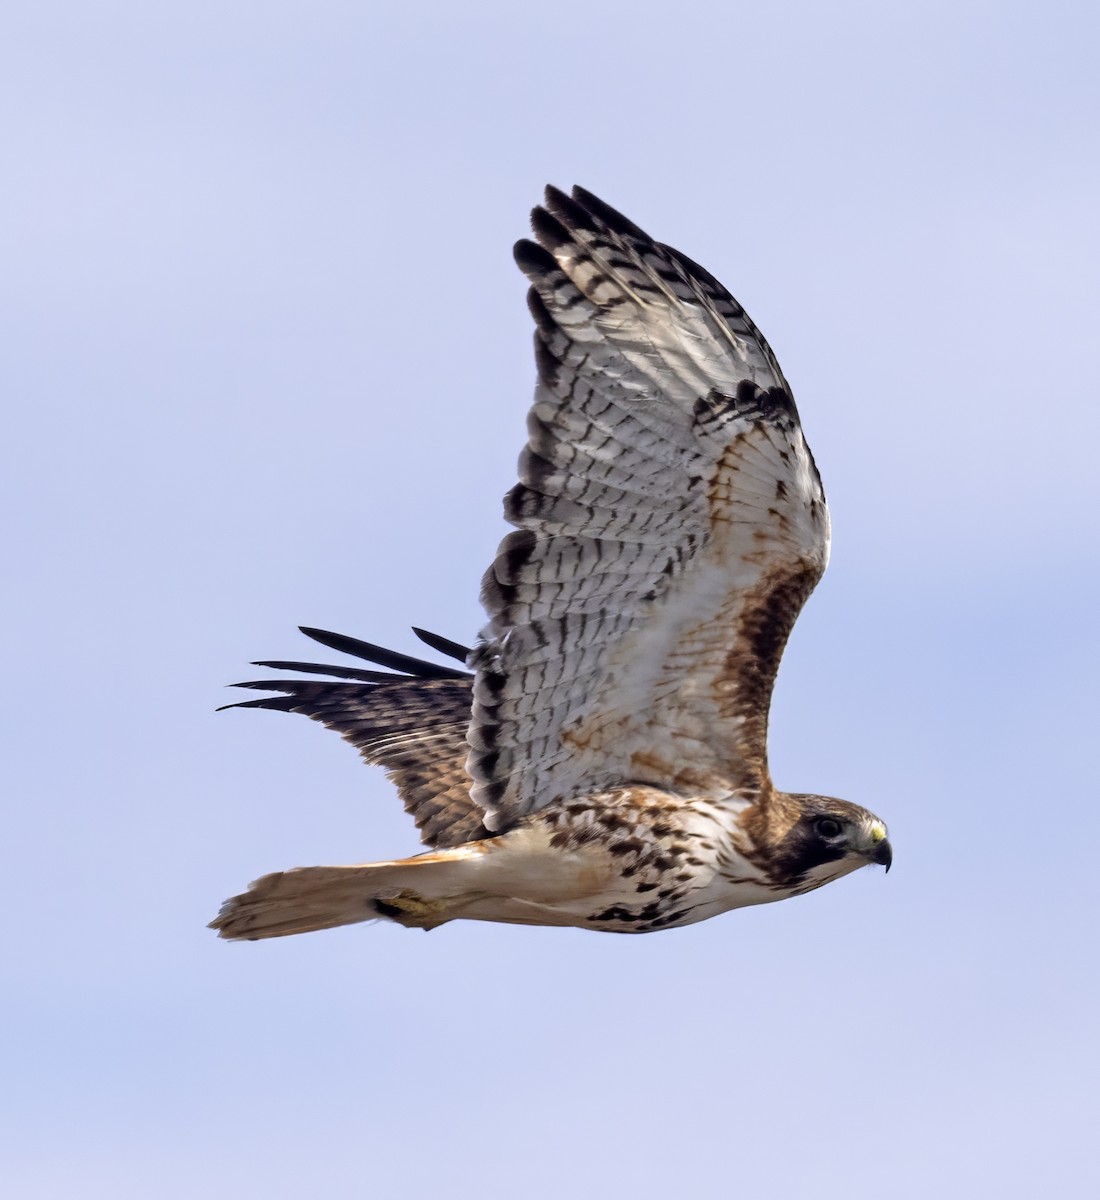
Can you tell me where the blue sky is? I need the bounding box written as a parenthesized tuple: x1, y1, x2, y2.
(4, 2, 1098, 1196)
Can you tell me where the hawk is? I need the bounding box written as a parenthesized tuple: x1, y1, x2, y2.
(211, 185, 891, 940)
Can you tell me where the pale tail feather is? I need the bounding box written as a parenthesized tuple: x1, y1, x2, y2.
(210, 827, 615, 939)
(209, 846, 492, 940)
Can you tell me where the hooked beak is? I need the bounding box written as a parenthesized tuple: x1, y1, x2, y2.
(866, 821, 892, 872)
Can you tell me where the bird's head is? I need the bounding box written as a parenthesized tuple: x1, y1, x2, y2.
(765, 794, 892, 894)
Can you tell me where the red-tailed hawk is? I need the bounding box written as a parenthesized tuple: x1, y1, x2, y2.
(212, 186, 891, 940)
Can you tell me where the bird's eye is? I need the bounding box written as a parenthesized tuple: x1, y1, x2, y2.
(815, 817, 843, 839)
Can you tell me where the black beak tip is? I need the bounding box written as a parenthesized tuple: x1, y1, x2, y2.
(874, 839, 893, 873)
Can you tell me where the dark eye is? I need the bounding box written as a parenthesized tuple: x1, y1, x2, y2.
(815, 817, 843, 839)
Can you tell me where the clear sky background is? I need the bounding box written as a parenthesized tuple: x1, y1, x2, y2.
(4, 2, 1098, 1196)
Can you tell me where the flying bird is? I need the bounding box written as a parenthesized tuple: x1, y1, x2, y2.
(211, 185, 891, 941)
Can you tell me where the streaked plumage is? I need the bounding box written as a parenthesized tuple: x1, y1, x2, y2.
(212, 186, 890, 941)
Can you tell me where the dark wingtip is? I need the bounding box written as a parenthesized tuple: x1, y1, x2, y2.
(298, 625, 343, 645)
(251, 659, 395, 682)
(543, 184, 599, 232)
(543, 182, 569, 207)
(570, 186, 648, 239)
(529, 206, 572, 252)
(411, 627, 471, 665)
(216, 693, 301, 713)
(298, 626, 468, 679)
(514, 237, 558, 278)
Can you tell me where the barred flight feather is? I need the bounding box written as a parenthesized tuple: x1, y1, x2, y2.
(467, 186, 829, 829)
(223, 628, 485, 848)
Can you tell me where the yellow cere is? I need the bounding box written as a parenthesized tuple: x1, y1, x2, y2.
(870, 822, 887, 843)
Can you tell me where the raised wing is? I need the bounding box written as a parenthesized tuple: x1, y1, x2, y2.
(225, 628, 487, 848)
(467, 186, 830, 831)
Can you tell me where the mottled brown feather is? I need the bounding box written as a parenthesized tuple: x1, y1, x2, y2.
(229, 676, 487, 847)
